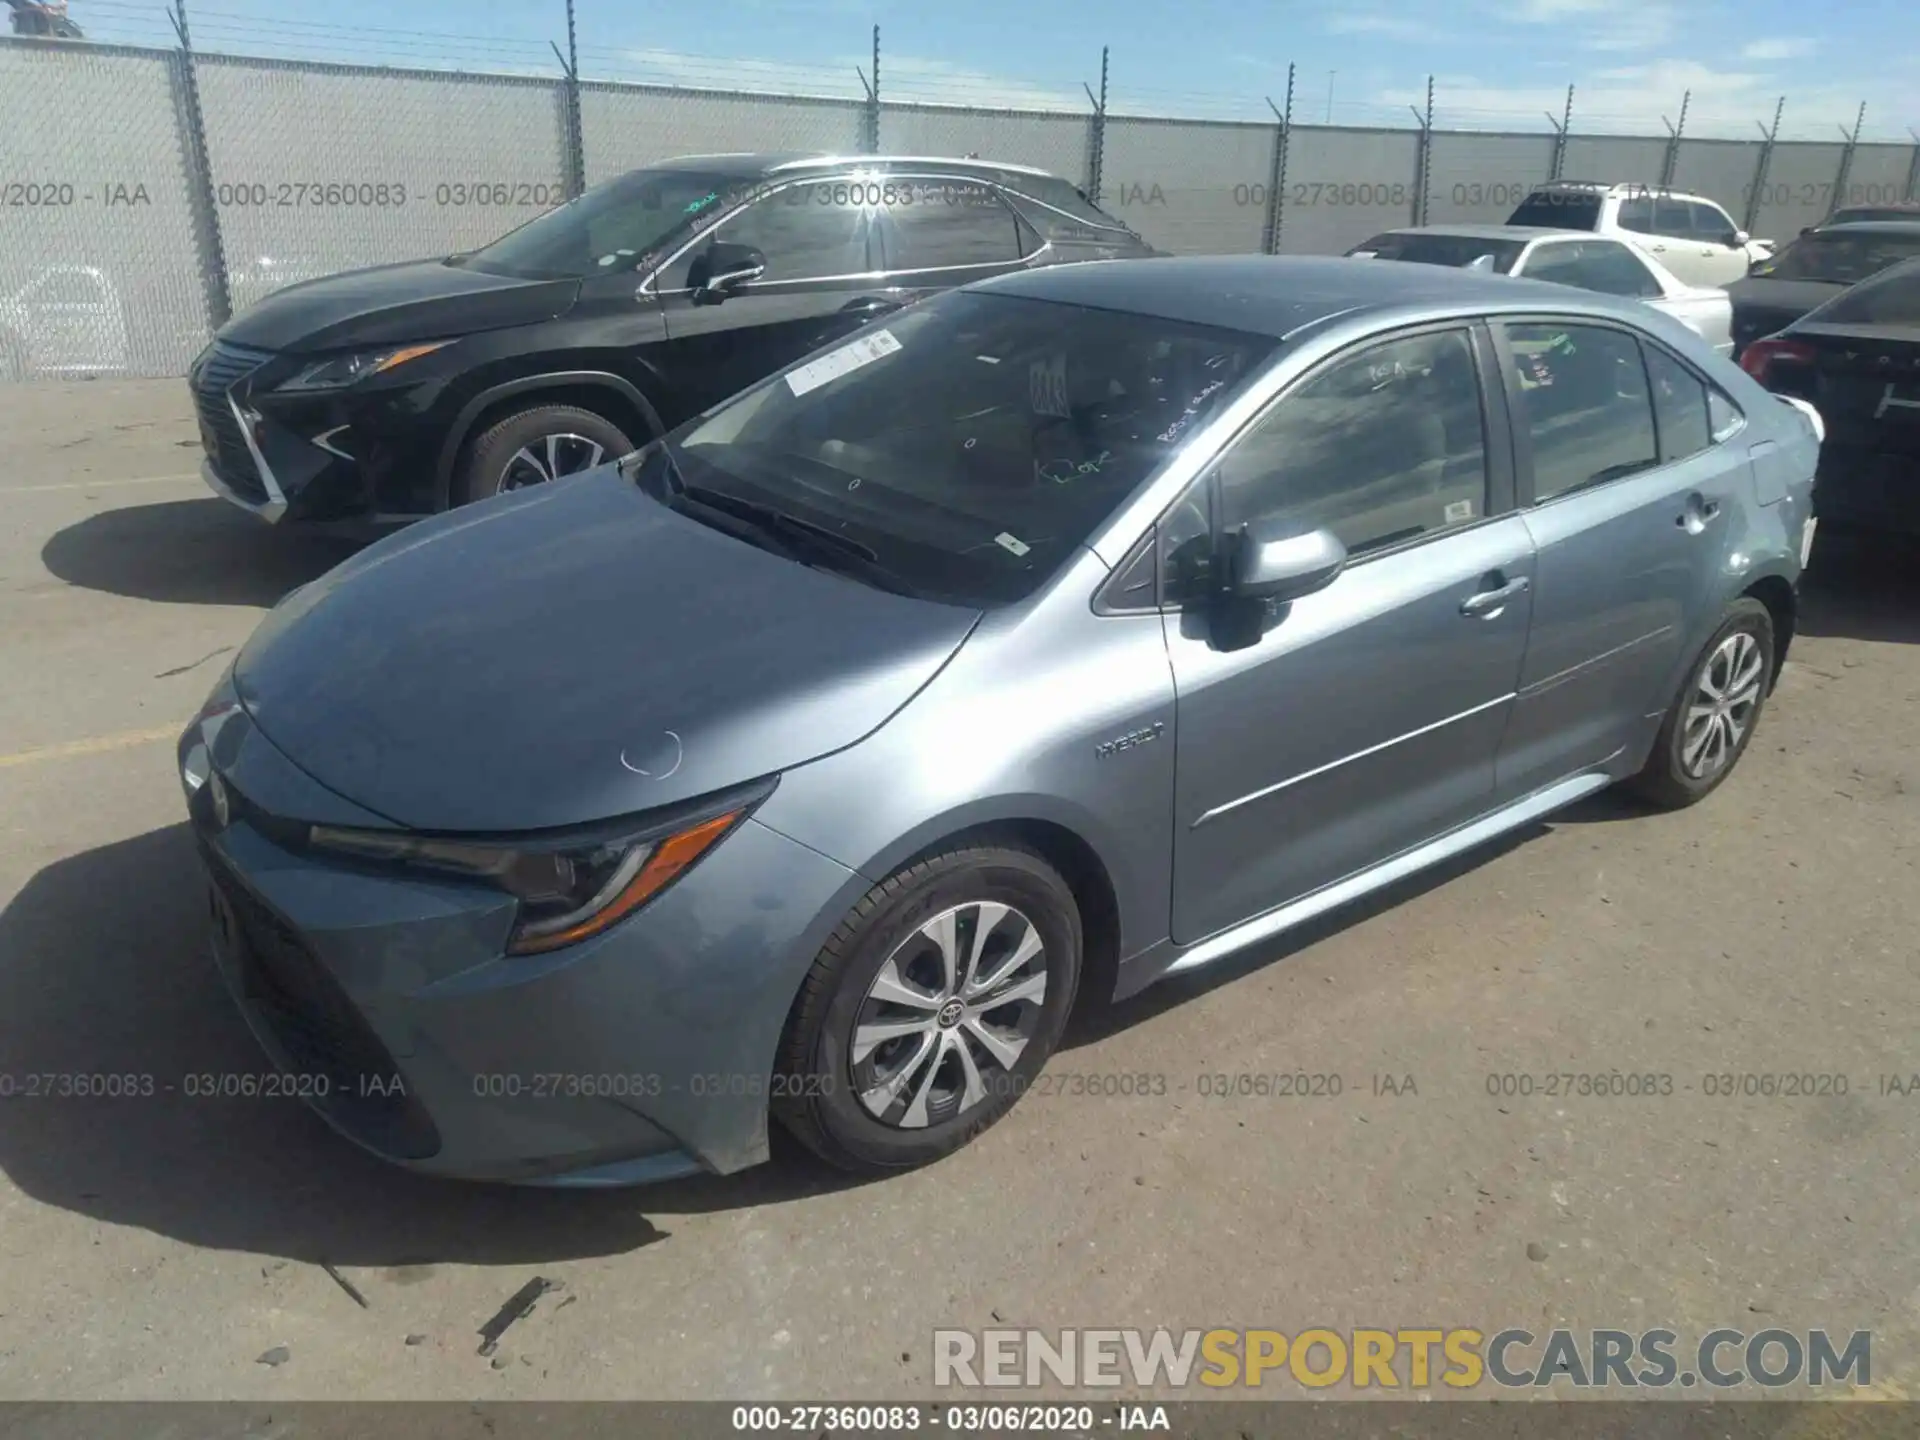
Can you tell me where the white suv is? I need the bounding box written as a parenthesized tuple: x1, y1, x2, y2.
(1507, 182, 1774, 288)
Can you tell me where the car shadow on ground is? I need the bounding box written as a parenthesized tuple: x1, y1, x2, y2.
(1797, 530, 1920, 645)
(40, 497, 364, 608)
(0, 822, 878, 1271)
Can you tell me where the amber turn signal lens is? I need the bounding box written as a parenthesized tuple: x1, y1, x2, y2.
(507, 810, 742, 955)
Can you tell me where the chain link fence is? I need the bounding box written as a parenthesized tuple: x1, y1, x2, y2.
(2, 32, 1916, 381)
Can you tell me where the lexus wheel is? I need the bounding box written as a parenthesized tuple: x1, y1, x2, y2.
(773, 844, 1082, 1174)
(455, 403, 635, 506)
(1628, 598, 1774, 809)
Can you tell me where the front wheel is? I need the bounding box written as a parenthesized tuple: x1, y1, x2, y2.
(1627, 598, 1774, 809)
(455, 403, 635, 506)
(773, 844, 1082, 1174)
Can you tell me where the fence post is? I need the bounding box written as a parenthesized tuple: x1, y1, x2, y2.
(1082, 45, 1108, 202)
(1408, 76, 1433, 227)
(560, 0, 585, 196)
(1549, 86, 1573, 181)
(1907, 129, 1920, 202)
(1830, 102, 1865, 213)
(1743, 96, 1784, 233)
(1263, 66, 1294, 255)
(1660, 90, 1689, 189)
(166, 0, 231, 330)
(868, 26, 881, 153)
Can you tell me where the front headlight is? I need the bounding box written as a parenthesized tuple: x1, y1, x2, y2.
(276, 342, 448, 392)
(307, 802, 752, 955)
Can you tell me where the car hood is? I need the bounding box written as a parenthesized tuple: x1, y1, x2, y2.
(233, 471, 982, 833)
(216, 257, 580, 354)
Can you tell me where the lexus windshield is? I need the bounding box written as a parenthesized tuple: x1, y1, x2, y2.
(457, 168, 752, 279)
(640, 290, 1278, 608)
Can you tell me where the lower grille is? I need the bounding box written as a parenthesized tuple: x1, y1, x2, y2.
(200, 838, 441, 1160)
(190, 342, 274, 505)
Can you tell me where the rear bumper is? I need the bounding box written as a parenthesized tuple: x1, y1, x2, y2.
(1814, 447, 1920, 535)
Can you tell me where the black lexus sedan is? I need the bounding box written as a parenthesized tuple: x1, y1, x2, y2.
(1739, 256, 1920, 535)
(188, 153, 1155, 526)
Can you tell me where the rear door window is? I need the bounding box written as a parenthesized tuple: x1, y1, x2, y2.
(1503, 321, 1659, 502)
(875, 180, 1030, 272)
(1643, 343, 1712, 460)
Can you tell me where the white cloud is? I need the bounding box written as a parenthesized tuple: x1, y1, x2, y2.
(1325, 12, 1445, 43)
(1505, 0, 1677, 52)
(1740, 37, 1818, 61)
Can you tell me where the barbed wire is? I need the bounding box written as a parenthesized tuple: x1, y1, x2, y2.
(24, 1, 1920, 143)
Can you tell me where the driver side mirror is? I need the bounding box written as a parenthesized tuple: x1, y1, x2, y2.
(688, 241, 766, 303)
(1732, 229, 1750, 246)
(1228, 519, 1347, 603)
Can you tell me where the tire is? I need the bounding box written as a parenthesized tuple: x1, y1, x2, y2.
(1627, 598, 1775, 810)
(773, 844, 1082, 1175)
(454, 403, 634, 506)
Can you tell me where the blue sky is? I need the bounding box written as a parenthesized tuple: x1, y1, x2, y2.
(71, 0, 1920, 139)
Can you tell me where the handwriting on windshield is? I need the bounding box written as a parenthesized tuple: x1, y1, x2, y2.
(1037, 450, 1114, 485)
(1157, 380, 1226, 444)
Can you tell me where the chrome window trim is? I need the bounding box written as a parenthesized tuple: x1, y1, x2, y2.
(766, 154, 1053, 178)
(640, 171, 1041, 296)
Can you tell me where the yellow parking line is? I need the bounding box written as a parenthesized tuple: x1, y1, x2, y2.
(0, 724, 180, 769)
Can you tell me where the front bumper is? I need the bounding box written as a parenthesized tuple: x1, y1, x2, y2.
(189, 341, 443, 525)
(178, 706, 859, 1185)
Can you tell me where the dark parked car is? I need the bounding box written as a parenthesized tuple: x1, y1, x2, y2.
(1727, 221, 1920, 358)
(1739, 257, 1920, 535)
(187, 153, 1154, 526)
(1811, 201, 1920, 230)
(179, 257, 1813, 1186)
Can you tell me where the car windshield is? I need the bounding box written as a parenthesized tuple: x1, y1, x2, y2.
(1507, 192, 1601, 229)
(456, 168, 753, 279)
(1750, 230, 1920, 285)
(646, 290, 1277, 608)
(1350, 232, 1524, 272)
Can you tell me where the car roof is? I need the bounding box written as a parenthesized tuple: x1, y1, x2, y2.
(1365, 224, 1589, 242)
(645, 152, 1057, 180)
(970, 254, 1608, 338)
(1809, 220, 1920, 236)
(1524, 180, 1702, 198)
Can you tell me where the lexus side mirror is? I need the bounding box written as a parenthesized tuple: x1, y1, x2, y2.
(1227, 520, 1347, 603)
(1732, 229, 1751, 246)
(690, 242, 767, 301)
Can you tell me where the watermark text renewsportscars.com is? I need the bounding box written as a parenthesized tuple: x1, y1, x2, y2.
(934, 1327, 1872, 1391)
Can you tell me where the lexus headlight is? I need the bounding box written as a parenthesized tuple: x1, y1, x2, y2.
(307, 799, 755, 955)
(277, 342, 448, 392)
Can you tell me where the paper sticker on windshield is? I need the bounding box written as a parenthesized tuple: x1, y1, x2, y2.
(785, 328, 902, 397)
(1030, 353, 1071, 419)
(1444, 498, 1475, 524)
(995, 532, 1032, 557)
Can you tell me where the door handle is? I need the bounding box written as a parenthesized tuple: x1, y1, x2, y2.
(1677, 494, 1722, 531)
(1460, 575, 1530, 617)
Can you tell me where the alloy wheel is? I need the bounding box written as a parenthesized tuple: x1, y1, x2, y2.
(1681, 630, 1764, 780)
(499, 432, 607, 491)
(850, 901, 1049, 1130)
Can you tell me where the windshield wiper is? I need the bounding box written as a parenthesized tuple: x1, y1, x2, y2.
(633, 446, 922, 599)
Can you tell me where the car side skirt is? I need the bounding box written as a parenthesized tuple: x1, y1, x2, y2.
(1146, 765, 1620, 984)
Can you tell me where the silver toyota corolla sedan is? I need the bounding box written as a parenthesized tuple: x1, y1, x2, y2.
(177, 256, 1819, 1187)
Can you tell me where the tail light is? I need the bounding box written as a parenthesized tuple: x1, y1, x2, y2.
(1739, 337, 1815, 384)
